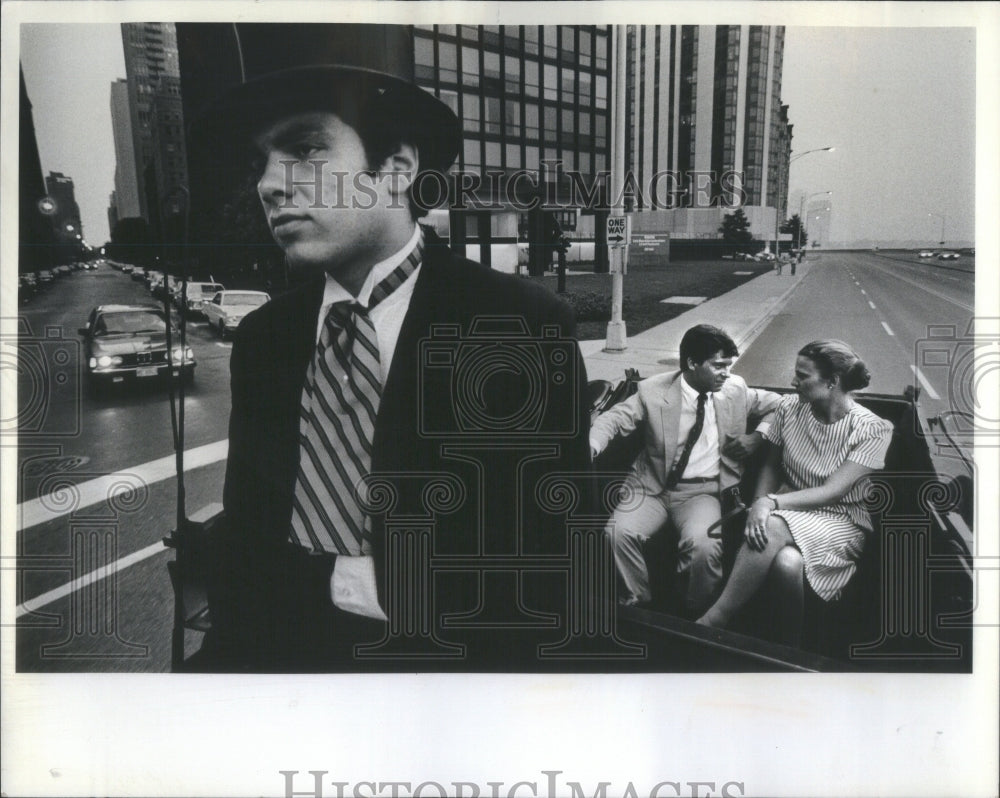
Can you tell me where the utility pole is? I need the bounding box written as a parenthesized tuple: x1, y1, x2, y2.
(604, 25, 628, 352)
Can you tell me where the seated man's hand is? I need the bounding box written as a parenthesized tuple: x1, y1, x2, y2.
(722, 431, 762, 460)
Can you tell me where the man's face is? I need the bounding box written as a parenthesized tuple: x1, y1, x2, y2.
(686, 350, 734, 393)
(253, 110, 403, 276)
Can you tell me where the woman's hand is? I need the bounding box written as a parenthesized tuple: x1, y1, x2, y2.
(744, 497, 774, 551)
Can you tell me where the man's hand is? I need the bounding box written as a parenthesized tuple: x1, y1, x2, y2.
(723, 431, 763, 460)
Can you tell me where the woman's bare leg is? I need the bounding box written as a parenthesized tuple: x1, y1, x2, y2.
(697, 515, 794, 628)
(767, 546, 805, 646)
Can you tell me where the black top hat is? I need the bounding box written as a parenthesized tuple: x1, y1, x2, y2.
(189, 24, 460, 173)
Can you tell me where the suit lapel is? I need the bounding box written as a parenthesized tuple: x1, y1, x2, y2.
(372, 237, 451, 470)
(659, 372, 684, 484)
(712, 389, 733, 444)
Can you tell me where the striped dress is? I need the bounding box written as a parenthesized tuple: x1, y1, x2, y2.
(763, 395, 893, 601)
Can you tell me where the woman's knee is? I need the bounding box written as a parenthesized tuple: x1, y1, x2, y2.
(770, 546, 804, 584)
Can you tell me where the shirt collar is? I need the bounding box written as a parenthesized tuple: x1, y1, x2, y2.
(321, 224, 421, 310)
(679, 373, 709, 403)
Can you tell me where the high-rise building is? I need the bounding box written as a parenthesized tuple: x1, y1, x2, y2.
(45, 171, 83, 243)
(19, 65, 57, 272)
(414, 25, 614, 271)
(121, 22, 189, 242)
(110, 78, 142, 220)
(806, 196, 833, 248)
(624, 25, 792, 249)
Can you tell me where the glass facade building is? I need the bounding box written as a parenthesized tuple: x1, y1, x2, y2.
(625, 25, 792, 246)
(414, 24, 613, 270)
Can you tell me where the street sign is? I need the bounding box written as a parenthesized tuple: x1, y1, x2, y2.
(607, 215, 630, 246)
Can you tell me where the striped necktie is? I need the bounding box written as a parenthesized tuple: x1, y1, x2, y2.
(290, 232, 424, 555)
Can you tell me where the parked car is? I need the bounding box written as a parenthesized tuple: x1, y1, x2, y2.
(752, 251, 775, 263)
(78, 303, 195, 392)
(131, 267, 147, 281)
(182, 282, 226, 317)
(202, 290, 271, 337)
(19, 273, 38, 303)
(37, 269, 54, 286)
(120, 264, 134, 274)
(937, 251, 960, 260)
(918, 250, 936, 258)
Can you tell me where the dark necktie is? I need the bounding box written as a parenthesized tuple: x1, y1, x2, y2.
(666, 391, 708, 489)
(289, 232, 423, 554)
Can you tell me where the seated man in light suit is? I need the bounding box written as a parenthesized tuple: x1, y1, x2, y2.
(590, 324, 781, 617)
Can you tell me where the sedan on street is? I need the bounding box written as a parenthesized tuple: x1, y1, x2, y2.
(180, 281, 226, 317)
(78, 304, 195, 392)
(202, 290, 271, 337)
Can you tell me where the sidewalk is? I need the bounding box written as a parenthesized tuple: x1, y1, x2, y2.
(581, 259, 812, 381)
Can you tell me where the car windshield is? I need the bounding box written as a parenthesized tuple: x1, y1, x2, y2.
(223, 293, 268, 307)
(95, 310, 166, 336)
(191, 283, 224, 297)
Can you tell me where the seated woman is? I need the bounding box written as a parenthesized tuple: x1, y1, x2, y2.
(697, 340, 893, 645)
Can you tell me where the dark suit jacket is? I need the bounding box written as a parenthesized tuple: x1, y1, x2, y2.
(204, 232, 592, 671)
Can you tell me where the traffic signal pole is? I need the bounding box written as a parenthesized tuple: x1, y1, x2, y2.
(604, 25, 628, 352)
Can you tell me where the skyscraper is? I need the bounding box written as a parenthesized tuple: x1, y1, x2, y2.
(110, 78, 141, 221)
(414, 25, 614, 271)
(45, 171, 83, 243)
(625, 25, 792, 248)
(121, 22, 189, 242)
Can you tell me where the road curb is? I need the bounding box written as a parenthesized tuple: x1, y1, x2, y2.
(732, 267, 809, 353)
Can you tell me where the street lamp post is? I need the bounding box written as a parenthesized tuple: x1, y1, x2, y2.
(797, 190, 832, 251)
(928, 212, 946, 247)
(776, 147, 835, 260)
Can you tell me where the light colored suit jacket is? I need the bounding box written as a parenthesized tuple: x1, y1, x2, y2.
(589, 370, 781, 494)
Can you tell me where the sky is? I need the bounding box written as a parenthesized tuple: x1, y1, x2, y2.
(17, 19, 979, 248)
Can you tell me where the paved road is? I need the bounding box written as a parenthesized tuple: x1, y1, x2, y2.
(735, 251, 975, 416)
(14, 266, 233, 672)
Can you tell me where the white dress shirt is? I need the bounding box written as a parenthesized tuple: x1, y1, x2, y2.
(671, 375, 721, 480)
(323, 225, 422, 620)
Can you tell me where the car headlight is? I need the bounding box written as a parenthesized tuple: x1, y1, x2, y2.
(171, 347, 194, 363)
(91, 355, 122, 369)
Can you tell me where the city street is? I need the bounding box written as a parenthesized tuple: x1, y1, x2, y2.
(736, 250, 975, 411)
(13, 253, 977, 672)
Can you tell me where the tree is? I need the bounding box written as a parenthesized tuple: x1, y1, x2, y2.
(780, 214, 808, 249)
(719, 209, 753, 251)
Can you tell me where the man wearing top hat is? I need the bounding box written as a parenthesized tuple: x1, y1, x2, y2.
(189, 24, 592, 671)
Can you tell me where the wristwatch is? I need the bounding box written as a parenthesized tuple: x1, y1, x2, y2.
(766, 493, 781, 510)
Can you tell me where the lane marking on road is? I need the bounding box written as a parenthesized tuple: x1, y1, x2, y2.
(861, 260, 974, 312)
(860, 289, 867, 295)
(881, 322, 895, 337)
(216, 342, 232, 349)
(868, 301, 876, 310)
(910, 365, 942, 400)
(15, 541, 168, 619)
(17, 439, 229, 531)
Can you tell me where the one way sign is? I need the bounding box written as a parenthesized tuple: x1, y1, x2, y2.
(607, 215, 630, 246)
